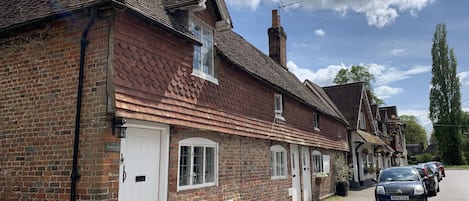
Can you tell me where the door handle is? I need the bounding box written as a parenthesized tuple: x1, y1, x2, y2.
(123, 165, 127, 183)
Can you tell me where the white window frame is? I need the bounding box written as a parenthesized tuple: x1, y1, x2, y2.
(312, 150, 323, 174)
(177, 137, 218, 191)
(274, 93, 284, 120)
(322, 154, 330, 174)
(359, 112, 366, 130)
(313, 112, 320, 131)
(189, 17, 218, 84)
(270, 145, 287, 179)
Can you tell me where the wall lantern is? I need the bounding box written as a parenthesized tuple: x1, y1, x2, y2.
(112, 117, 127, 138)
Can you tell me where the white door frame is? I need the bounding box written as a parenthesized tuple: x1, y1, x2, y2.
(290, 144, 301, 201)
(118, 119, 170, 201)
(301, 146, 312, 201)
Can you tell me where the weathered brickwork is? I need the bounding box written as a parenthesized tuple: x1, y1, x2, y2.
(0, 13, 119, 200)
(1, 3, 348, 201)
(168, 126, 290, 201)
(167, 126, 345, 200)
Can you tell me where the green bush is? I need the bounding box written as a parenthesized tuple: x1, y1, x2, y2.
(415, 153, 434, 163)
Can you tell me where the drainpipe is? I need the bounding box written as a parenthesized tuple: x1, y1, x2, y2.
(354, 142, 364, 186)
(70, 8, 97, 201)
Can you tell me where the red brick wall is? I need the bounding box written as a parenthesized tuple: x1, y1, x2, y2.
(0, 12, 119, 200)
(168, 126, 345, 200)
(168, 126, 291, 201)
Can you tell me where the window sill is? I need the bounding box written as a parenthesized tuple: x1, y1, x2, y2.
(275, 115, 285, 121)
(314, 127, 320, 132)
(191, 70, 218, 85)
(177, 182, 216, 191)
(271, 175, 288, 180)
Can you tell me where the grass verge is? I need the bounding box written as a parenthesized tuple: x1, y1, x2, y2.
(445, 165, 469, 170)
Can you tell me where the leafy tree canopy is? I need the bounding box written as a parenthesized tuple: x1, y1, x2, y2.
(400, 115, 428, 148)
(333, 65, 384, 105)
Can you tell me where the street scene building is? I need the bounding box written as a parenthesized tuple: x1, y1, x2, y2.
(0, 0, 407, 200)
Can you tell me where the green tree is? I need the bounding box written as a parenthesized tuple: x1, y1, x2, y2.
(462, 112, 469, 161)
(429, 23, 464, 165)
(333, 65, 384, 105)
(400, 115, 428, 148)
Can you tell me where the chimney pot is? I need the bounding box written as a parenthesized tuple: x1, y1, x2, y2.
(272, 9, 279, 27)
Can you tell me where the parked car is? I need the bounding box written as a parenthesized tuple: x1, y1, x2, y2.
(427, 161, 445, 177)
(422, 162, 443, 181)
(374, 166, 428, 201)
(414, 164, 439, 196)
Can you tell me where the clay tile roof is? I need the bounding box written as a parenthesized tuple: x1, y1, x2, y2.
(0, 0, 102, 31)
(380, 106, 398, 119)
(0, 0, 197, 42)
(165, 0, 202, 9)
(215, 30, 347, 124)
(323, 82, 365, 129)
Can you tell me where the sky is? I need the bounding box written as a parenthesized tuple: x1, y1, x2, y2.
(224, 0, 469, 138)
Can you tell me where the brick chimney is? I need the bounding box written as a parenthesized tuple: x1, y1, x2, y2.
(268, 9, 287, 69)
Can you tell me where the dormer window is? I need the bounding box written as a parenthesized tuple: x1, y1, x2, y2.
(359, 112, 366, 130)
(190, 18, 217, 84)
(313, 112, 320, 131)
(274, 93, 284, 120)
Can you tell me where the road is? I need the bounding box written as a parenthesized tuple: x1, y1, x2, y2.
(332, 170, 469, 201)
(429, 169, 469, 201)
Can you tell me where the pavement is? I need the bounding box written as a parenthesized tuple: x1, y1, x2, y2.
(326, 186, 375, 201)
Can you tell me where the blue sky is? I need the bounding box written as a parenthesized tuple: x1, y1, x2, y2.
(224, 0, 469, 136)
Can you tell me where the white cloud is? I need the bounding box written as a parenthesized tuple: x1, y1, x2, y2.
(287, 61, 345, 86)
(226, 0, 433, 28)
(390, 48, 406, 56)
(288, 61, 430, 100)
(363, 64, 431, 85)
(225, 0, 262, 10)
(314, 29, 326, 37)
(458, 71, 469, 85)
(375, 85, 403, 99)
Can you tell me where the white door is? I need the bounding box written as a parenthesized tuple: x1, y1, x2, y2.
(301, 146, 312, 201)
(290, 144, 301, 201)
(119, 127, 161, 201)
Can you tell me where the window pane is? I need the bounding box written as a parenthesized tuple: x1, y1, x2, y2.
(312, 154, 322, 173)
(201, 29, 213, 75)
(276, 152, 282, 175)
(193, 146, 204, 184)
(192, 24, 202, 70)
(275, 96, 280, 110)
(179, 146, 191, 186)
(279, 152, 285, 176)
(205, 147, 215, 183)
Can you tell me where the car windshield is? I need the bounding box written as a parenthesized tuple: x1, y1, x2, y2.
(379, 168, 420, 182)
(416, 168, 425, 177)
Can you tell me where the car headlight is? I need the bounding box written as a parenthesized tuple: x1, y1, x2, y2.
(414, 185, 425, 195)
(376, 186, 385, 195)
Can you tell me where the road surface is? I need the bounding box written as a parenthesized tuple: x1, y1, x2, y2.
(332, 169, 469, 201)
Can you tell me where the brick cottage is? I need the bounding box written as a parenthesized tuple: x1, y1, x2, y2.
(1, 0, 349, 200)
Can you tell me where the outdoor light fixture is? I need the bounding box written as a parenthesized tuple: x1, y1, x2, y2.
(112, 117, 127, 138)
